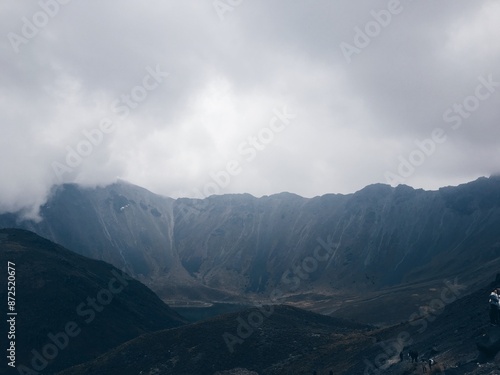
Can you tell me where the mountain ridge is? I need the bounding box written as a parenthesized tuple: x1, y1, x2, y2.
(1, 177, 500, 324)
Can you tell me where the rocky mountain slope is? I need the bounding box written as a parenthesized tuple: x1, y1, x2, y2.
(0, 229, 186, 374)
(1, 228, 497, 374)
(57, 304, 372, 375)
(2, 177, 500, 321)
(57, 278, 500, 375)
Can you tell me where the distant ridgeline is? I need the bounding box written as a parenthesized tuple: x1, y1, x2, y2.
(1, 176, 500, 304)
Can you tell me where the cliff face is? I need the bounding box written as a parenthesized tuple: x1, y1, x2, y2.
(0, 182, 180, 279)
(2, 177, 500, 301)
(172, 178, 500, 297)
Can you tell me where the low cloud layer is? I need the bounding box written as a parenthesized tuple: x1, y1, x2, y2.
(1, 0, 499, 218)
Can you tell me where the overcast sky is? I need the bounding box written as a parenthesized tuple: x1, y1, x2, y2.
(1, 0, 499, 218)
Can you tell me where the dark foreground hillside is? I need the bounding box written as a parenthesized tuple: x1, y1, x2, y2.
(0, 229, 186, 374)
(58, 278, 500, 375)
(348, 277, 500, 375)
(58, 304, 372, 375)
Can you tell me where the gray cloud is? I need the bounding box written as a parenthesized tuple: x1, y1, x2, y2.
(1, 0, 499, 218)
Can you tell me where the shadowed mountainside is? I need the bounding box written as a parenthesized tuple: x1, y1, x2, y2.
(58, 279, 500, 375)
(57, 304, 372, 375)
(2, 177, 500, 324)
(0, 229, 186, 374)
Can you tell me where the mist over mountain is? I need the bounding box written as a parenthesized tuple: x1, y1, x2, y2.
(2, 176, 500, 323)
(3, 1, 500, 374)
